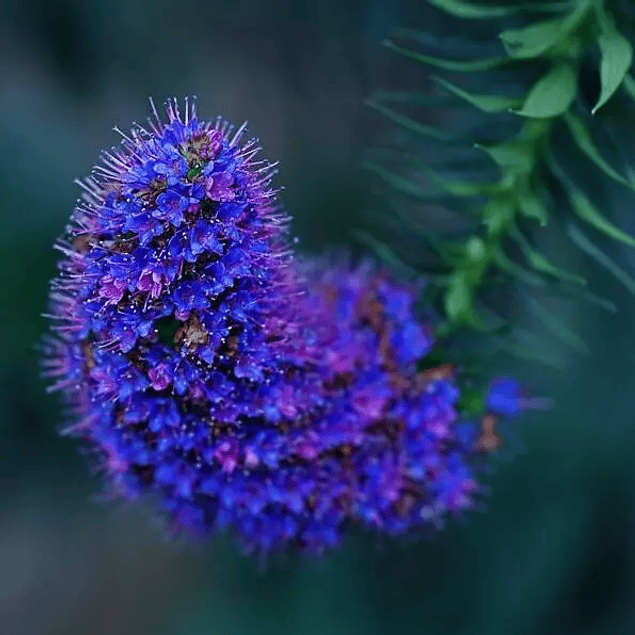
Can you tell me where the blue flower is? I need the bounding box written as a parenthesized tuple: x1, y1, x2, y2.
(44, 98, 524, 557)
(487, 377, 523, 417)
(155, 190, 188, 226)
(171, 280, 210, 319)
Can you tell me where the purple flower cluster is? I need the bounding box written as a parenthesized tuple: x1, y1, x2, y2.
(44, 99, 522, 555)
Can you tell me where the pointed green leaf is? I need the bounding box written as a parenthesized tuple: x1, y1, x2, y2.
(483, 197, 514, 236)
(387, 195, 475, 227)
(426, 1, 576, 20)
(592, 27, 633, 113)
(503, 329, 568, 369)
(572, 192, 635, 249)
(511, 226, 586, 285)
(499, 0, 591, 59)
(492, 247, 547, 287)
(552, 161, 635, 249)
(528, 298, 590, 354)
(563, 112, 634, 189)
(499, 20, 564, 59)
(517, 182, 549, 226)
(514, 63, 577, 118)
(522, 1, 579, 11)
(525, 248, 586, 285)
(567, 223, 635, 297)
(365, 100, 451, 140)
(361, 162, 435, 199)
(422, 168, 498, 197)
(445, 271, 479, 325)
(382, 40, 507, 72)
(434, 77, 522, 113)
(428, 0, 517, 19)
(557, 287, 616, 312)
(474, 141, 534, 173)
(353, 230, 417, 276)
(521, 118, 554, 141)
(622, 73, 635, 101)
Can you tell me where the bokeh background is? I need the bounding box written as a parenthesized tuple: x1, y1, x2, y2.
(1, 1, 635, 634)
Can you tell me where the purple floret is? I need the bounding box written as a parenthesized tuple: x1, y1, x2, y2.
(44, 98, 522, 557)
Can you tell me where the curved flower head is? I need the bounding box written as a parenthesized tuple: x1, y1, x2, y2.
(44, 99, 524, 557)
(288, 259, 483, 541)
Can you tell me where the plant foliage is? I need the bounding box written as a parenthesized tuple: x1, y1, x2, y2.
(365, 0, 635, 362)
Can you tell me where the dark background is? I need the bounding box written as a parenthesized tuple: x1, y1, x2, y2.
(1, 1, 635, 634)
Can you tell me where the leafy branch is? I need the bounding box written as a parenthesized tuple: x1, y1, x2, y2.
(366, 0, 635, 353)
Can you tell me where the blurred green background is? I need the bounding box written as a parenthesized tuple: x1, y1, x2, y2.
(1, 1, 635, 633)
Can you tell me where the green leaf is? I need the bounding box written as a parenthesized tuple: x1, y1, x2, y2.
(499, 21, 563, 59)
(523, 1, 579, 11)
(503, 328, 568, 369)
(492, 247, 547, 288)
(550, 158, 635, 249)
(353, 230, 417, 277)
(514, 63, 577, 118)
(382, 40, 508, 72)
(362, 162, 433, 199)
(435, 241, 468, 266)
(433, 77, 522, 113)
(363, 162, 473, 210)
(482, 197, 514, 235)
(428, 0, 575, 19)
(567, 223, 635, 297)
(571, 191, 635, 249)
(525, 249, 586, 285)
(511, 226, 586, 285)
(187, 165, 203, 179)
(420, 167, 499, 197)
(517, 181, 549, 226)
(522, 118, 553, 141)
(428, 0, 517, 19)
(555, 287, 616, 312)
(563, 112, 634, 189)
(622, 73, 635, 101)
(474, 141, 534, 173)
(365, 100, 451, 140)
(592, 25, 633, 113)
(445, 271, 477, 324)
(465, 235, 488, 263)
(528, 297, 590, 354)
(499, 0, 591, 59)
(457, 388, 485, 417)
